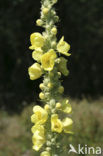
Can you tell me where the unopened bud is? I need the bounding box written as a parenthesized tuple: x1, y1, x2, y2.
(36, 19, 43, 26)
(43, 8, 49, 15)
(44, 104, 50, 111)
(56, 102, 61, 109)
(58, 86, 64, 94)
(51, 27, 57, 35)
(39, 92, 45, 100)
(48, 83, 53, 89)
(39, 83, 44, 90)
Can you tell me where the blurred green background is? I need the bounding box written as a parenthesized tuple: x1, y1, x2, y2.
(0, 0, 103, 155)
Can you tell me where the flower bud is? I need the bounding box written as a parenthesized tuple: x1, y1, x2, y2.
(48, 83, 53, 89)
(57, 72, 61, 78)
(36, 19, 43, 26)
(40, 151, 50, 156)
(55, 16, 59, 22)
(51, 41, 57, 48)
(44, 104, 50, 111)
(46, 141, 51, 146)
(50, 99, 55, 107)
(56, 102, 61, 109)
(43, 8, 49, 15)
(53, 0, 58, 4)
(39, 83, 44, 90)
(51, 27, 57, 35)
(46, 147, 51, 151)
(39, 92, 45, 100)
(58, 86, 64, 94)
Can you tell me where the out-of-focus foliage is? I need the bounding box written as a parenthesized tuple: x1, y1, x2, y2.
(0, 0, 103, 110)
(0, 99, 103, 155)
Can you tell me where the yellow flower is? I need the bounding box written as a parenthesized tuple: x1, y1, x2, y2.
(40, 151, 50, 156)
(32, 125, 45, 151)
(60, 99, 72, 114)
(51, 114, 63, 133)
(29, 32, 44, 50)
(57, 36, 71, 56)
(32, 48, 43, 62)
(58, 57, 69, 76)
(28, 63, 43, 80)
(62, 118, 73, 134)
(31, 105, 48, 124)
(41, 49, 57, 71)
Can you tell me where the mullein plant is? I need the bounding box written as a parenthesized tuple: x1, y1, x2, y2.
(28, 0, 73, 155)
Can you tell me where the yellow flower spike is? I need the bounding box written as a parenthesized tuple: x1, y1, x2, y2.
(62, 118, 73, 134)
(32, 125, 45, 151)
(32, 48, 43, 62)
(40, 151, 51, 156)
(41, 49, 57, 71)
(58, 86, 64, 94)
(31, 105, 48, 124)
(43, 8, 49, 15)
(29, 32, 45, 50)
(51, 27, 57, 35)
(57, 36, 71, 56)
(62, 99, 72, 114)
(58, 57, 69, 76)
(28, 63, 43, 80)
(39, 92, 45, 100)
(51, 114, 63, 133)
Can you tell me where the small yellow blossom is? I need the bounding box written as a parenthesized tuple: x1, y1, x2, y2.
(29, 32, 45, 50)
(28, 63, 43, 80)
(31, 105, 48, 124)
(40, 151, 50, 156)
(32, 48, 43, 62)
(62, 118, 73, 134)
(62, 99, 72, 114)
(57, 36, 71, 56)
(58, 57, 69, 76)
(41, 49, 57, 71)
(32, 125, 45, 151)
(51, 114, 63, 133)
(39, 92, 45, 100)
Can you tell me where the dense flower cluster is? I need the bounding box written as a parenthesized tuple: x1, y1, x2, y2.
(28, 0, 73, 155)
